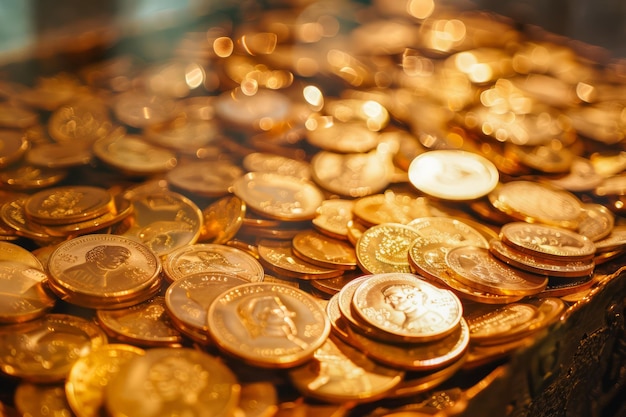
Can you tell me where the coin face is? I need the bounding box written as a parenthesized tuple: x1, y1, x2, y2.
(356, 223, 421, 274)
(577, 203, 614, 242)
(207, 282, 330, 368)
(105, 348, 240, 417)
(163, 243, 264, 282)
(445, 246, 548, 296)
(242, 152, 311, 180)
(352, 192, 432, 227)
(47, 234, 161, 300)
(408, 150, 499, 200)
(198, 195, 246, 244)
(24, 186, 114, 226)
(500, 222, 596, 261)
(232, 172, 324, 221)
(306, 121, 379, 153)
(291, 229, 357, 270)
(351, 273, 463, 343)
(312, 199, 355, 240)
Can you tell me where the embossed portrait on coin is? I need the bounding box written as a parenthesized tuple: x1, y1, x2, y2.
(237, 295, 308, 349)
(382, 284, 444, 333)
(62, 245, 138, 290)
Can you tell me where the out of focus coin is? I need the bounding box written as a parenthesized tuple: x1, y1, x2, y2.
(306, 120, 380, 153)
(0, 129, 30, 169)
(352, 191, 432, 227)
(0, 262, 55, 323)
(14, 383, 74, 417)
(242, 152, 311, 180)
(113, 91, 181, 128)
(166, 160, 243, 198)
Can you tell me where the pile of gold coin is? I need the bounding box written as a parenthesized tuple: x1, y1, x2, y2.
(2, 0, 626, 415)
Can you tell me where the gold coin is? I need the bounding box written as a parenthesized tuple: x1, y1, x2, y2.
(489, 238, 595, 278)
(214, 88, 292, 130)
(507, 142, 575, 174)
(445, 246, 548, 296)
(235, 382, 279, 417)
(408, 150, 499, 201)
(306, 120, 380, 153)
(93, 133, 178, 177)
(0, 164, 68, 191)
(17, 73, 82, 111)
(352, 191, 432, 227)
(207, 282, 330, 368)
(488, 180, 583, 229)
(291, 230, 357, 270)
(47, 234, 161, 307)
(198, 195, 245, 244)
(0, 196, 59, 243)
(351, 273, 463, 343)
(594, 225, 626, 253)
(24, 186, 114, 226)
(500, 221, 596, 261)
(310, 272, 361, 297)
(310, 150, 394, 198)
(288, 335, 404, 404)
(47, 99, 113, 143)
(465, 303, 539, 345)
(0, 313, 107, 383)
(118, 191, 203, 257)
(232, 171, 324, 221)
(164, 271, 248, 334)
(14, 383, 74, 417)
(577, 203, 614, 242)
(312, 199, 355, 240)
(26, 140, 93, 169)
(166, 160, 243, 197)
(335, 275, 388, 341)
(163, 243, 264, 283)
(113, 91, 181, 129)
(0, 241, 44, 270)
(0, 261, 55, 323)
(144, 119, 222, 155)
(257, 239, 343, 280)
(0, 129, 30, 169)
(242, 152, 311, 180)
(96, 296, 183, 347)
(346, 219, 368, 246)
(65, 344, 146, 417)
(546, 156, 604, 192)
(105, 348, 240, 417)
(356, 223, 421, 274)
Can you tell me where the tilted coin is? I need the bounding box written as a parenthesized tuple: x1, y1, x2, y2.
(408, 150, 499, 200)
(257, 238, 343, 280)
(594, 225, 626, 253)
(198, 195, 246, 244)
(0, 164, 68, 190)
(352, 191, 432, 227)
(292, 229, 357, 270)
(306, 120, 380, 153)
(335, 275, 388, 341)
(118, 190, 203, 257)
(166, 160, 243, 197)
(96, 296, 183, 347)
(356, 223, 421, 274)
(47, 98, 113, 143)
(144, 119, 222, 155)
(546, 156, 604, 192)
(0, 314, 107, 383)
(207, 282, 330, 368)
(488, 180, 583, 229)
(465, 302, 539, 345)
(24, 185, 114, 226)
(312, 199, 355, 240)
(0, 196, 65, 243)
(163, 243, 264, 283)
(445, 246, 548, 296)
(232, 171, 325, 221)
(242, 152, 311, 180)
(65, 344, 146, 417)
(47, 234, 161, 308)
(113, 91, 181, 128)
(288, 335, 404, 404)
(26, 140, 93, 169)
(507, 142, 575, 174)
(310, 150, 394, 198)
(0, 240, 45, 270)
(500, 221, 596, 261)
(0, 129, 31, 169)
(577, 203, 614, 242)
(14, 383, 74, 417)
(0, 261, 55, 323)
(105, 348, 240, 417)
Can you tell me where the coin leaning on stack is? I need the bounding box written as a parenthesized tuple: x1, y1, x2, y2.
(1, 0, 626, 415)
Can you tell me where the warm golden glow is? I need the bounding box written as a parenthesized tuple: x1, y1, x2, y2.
(303, 85, 324, 111)
(240, 33, 278, 55)
(213, 37, 234, 58)
(241, 79, 259, 96)
(407, 0, 435, 19)
(184, 63, 205, 89)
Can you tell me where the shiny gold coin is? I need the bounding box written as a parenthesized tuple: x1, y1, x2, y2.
(0, 129, 30, 169)
(166, 160, 243, 197)
(235, 382, 279, 417)
(488, 180, 583, 229)
(65, 344, 146, 417)
(207, 282, 330, 368)
(291, 230, 357, 270)
(232, 171, 324, 221)
(163, 243, 264, 283)
(144, 119, 222, 155)
(0, 261, 55, 323)
(0, 196, 59, 243)
(507, 142, 575, 174)
(351, 273, 463, 343)
(198, 195, 245, 244)
(546, 156, 604, 192)
(26, 140, 93, 169)
(113, 91, 181, 128)
(257, 239, 343, 280)
(24, 185, 114, 226)
(14, 383, 75, 417)
(594, 225, 626, 253)
(352, 191, 432, 227)
(164, 271, 248, 334)
(214, 88, 292, 130)
(408, 150, 499, 201)
(288, 335, 404, 404)
(105, 348, 240, 417)
(47, 99, 113, 143)
(310, 149, 394, 198)
(445, 246, 548, 296)
(96, 296, 183, 347)
(347, 219, 368, 246)
(47, 234, 161, 308)
(0, 313, 107, 383)
(0, 164, 68, 190)
(500, 221, 596, 261)
(489, 238, 595, 278)
(93, 133, 178, 177)
(577, 203, 614, 242)
(0, 241, 44, 270)
(312, 199, 355, 240)
(118, 190, 203, 257)
(310, 272, 361, 297)
(356, 223, 421, 274)
(306, 120, 380, 153)
(465, 303, 538, 345)
(242, 152, 311, 180)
